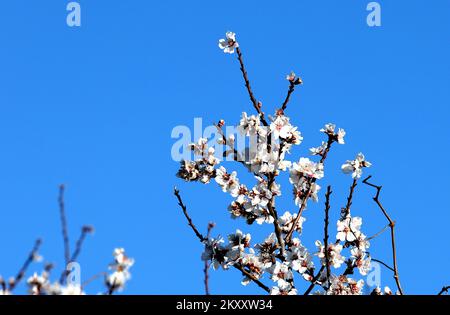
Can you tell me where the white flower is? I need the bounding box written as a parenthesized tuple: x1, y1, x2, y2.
(218, 31, 239, 54)
(290, 158, 324, 183)
(320, 123, 345, 144)
(351, 247, 372, 276)
(285, 241, 314, 274)
(215, 166, 239, 195)
(60, 284, 85, 295)
(249, 185, 272, 207)
(270, 280, 298, 295)
(240, 249, 264, 285)
(106, 248, 134, 291)
(239, 112, 261, 136)
(227, 229, 251, 250)
(293, 179, 321, 205)
(310, 141, 328, 156)
(254, 233, 278, 269)
(27, 272, 49, 295)
(341, 153, 372, 179)
(270, 262, 293, 286)
(336, 216, 362, 242)
(315, 240, 345, 268)
(278, 211, 305, 234)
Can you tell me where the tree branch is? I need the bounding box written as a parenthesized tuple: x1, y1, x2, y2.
(279, 81, 295, 113)
(173, 187, 206, 242)
(235, 47, 268, 126)
(363, 175, 404, 295)
(8, 239, 42, 291)
(174, 188, 270, 294)
(204, 222, 215, 295)
(340, 178, 357, 219)
(303, 265, 325, 295)
(233, 264, 270, 293)
(58, 184, 71, 270)
(323, 186, 332, 289)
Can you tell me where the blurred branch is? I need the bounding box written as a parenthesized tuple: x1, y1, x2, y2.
(58, 184, 71, 272)
(8, 239, 42, 291)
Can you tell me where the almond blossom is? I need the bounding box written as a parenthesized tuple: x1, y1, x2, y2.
(341, 152, 372, 179)
(218, 31, 239, 54)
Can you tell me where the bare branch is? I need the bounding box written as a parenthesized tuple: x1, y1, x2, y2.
(59, 225, 94, 283)
(173, 187, 206, 242)
(58, 184, 71, 270)
(204, 222, 215, 295)
(173, 188, 270, 293)
(363, 175, 404, 295)
(367, 223, 390, 241)
(233, 264, 270, 293)
(323, 186, 332, 289)
(303, 265, 325, 295)
(279, 81, 295, 114)
(235, 47, 268, 126)
(8, 239, 42, 291)
(340, 178, 357, 219)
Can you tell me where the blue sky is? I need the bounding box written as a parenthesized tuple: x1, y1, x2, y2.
(0, 1, 449, 295)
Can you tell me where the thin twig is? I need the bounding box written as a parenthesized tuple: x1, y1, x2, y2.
(438, 286, 450, 295)
(8, 239, 42, 291)
(173, 187, 206, 242)
(174, 188, 270, 293)
(279, 81, 295, 113)
(233, 264, 270, 293)
(204, 222, 215, 295)
(58, 184, 71, 270)
(303, 266, 325, 295)
(81, 272, 108, 290)
(235, 47, 268, 126)
(341, 178, 357, 219)
(323, 186, 332, 289)
(363, 175, 404, 295)
(371, 258, 395, 272)
(367, 223, 390, 241)
(59, 225, 94, 283)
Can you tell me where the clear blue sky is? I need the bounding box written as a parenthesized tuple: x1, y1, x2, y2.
(0, 1, 449, 294)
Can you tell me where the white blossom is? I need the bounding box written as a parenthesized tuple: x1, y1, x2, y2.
(218, 31, 239, 54)
(336, 216, 363, 243)
(341, 153, 372, 179)
(315, 240, 345, 268)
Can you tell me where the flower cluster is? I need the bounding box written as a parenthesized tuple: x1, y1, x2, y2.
(175, 31, 401, 296)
